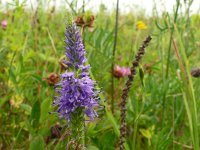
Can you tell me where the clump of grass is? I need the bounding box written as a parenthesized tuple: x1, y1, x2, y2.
(172, 25, 199, 150)
(1, 0, 200, 149)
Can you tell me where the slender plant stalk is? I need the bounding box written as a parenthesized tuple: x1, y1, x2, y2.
(165, 0, 180, 78)
(173, 141, 193, 149)
(119, 36, 152, 150)
(111, 0, 119, 113)
(82, 0, 85, 14)
(32, 0, 41, 102)
(64, 0, 78, 15)
(161, 0, 180, 128)
(132, 98, 139, 150)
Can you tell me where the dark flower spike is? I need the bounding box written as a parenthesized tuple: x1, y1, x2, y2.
(53, 17, 100, 122)
(119, 36, 152, 150)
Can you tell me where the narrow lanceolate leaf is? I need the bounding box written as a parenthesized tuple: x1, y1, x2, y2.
(40, 98, 51, 123)
(30, 100, 41, 128)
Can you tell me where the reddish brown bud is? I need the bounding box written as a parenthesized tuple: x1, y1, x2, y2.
(45, 73, 59, 85)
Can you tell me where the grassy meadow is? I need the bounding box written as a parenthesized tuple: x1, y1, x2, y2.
(0, 0, 200, 149)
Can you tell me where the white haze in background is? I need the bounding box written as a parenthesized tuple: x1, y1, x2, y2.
(1, 0, 200, 16)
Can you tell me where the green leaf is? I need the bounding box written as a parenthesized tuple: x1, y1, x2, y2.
(30, 135, 45, 150)
(30, 101, 41, 128)
(87, 145, 99, 150)
(20, 103, 32, 115)
(38, 53, 56, 63)
(40, 98, 51, 123)
(139, 128, 151, 139)
(139, 66, 145, 87)
(31, 74, 43, 82)
(155, 20, 167, 31)
(9, 67, 17, 84)
(105, 109, 120, 137)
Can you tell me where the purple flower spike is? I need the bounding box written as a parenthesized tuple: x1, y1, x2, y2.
(53, 18, 99, 122)
(63, 22, 87, 69)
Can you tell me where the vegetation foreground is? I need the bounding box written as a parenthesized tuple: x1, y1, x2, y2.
(0, 0, 200, 150)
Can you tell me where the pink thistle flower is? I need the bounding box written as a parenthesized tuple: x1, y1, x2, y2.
(1, 20, 7, 30)
(113, 65, 131, 78)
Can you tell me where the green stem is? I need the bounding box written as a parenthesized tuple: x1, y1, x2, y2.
(111, 0, 119, 113)
(71, 108, 85, 148)
(165, 0, 180, 78)
(132, 99, 138, 150)
(162, 0, 180, 127)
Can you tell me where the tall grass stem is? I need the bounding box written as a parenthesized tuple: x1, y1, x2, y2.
(111, 0, 119, 113)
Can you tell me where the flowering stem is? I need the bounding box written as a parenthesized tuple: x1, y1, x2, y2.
(53, 17, 99, 149)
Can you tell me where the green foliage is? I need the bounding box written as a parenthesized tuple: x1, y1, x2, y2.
(30, 100, 41, 128)
(30, 135, 45, 150)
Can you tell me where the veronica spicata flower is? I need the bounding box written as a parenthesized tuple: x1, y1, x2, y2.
(53, 18, 99, 122)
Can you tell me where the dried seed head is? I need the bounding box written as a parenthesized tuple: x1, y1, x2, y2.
(119, 35, 152, 150)
(191, 68, 200, 78)
(45, 73, 59, 85)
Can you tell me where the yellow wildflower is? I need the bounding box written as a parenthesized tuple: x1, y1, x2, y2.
(9, 95, 23, 108)
(136, 21, 147, 30)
